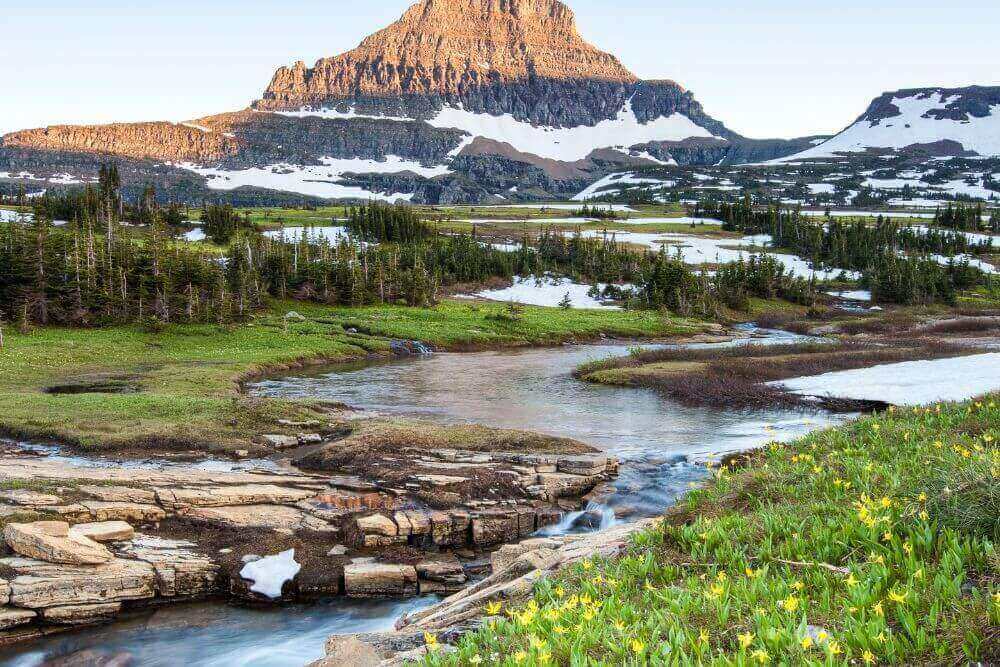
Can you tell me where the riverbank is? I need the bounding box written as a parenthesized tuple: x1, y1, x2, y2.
(0, 299, 707, 455)
(574, 336, 993, 411)
(331, 395, 999, 666)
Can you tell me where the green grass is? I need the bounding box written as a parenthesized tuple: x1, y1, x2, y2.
(0, 300, 702, 452)
(424, 399, 1000, 666)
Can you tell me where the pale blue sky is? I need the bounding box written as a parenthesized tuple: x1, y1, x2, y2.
(2, 0, 998, 138)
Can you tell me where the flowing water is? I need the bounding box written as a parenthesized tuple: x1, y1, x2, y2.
(4, 328, 847, 665)
(1, 597, 437, 667)
(252, 327, 846, 523)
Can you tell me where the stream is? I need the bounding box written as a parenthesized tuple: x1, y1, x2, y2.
(2, 327, 847, 666)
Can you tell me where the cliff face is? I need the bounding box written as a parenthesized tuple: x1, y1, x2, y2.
(258, 0, 636, 118)
(2, 122, 240, 163)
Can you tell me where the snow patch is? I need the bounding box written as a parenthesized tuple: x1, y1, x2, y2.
(239, 549, 301, 599)
(179, 156, 451, 201)
(774, 353, 1000, 406)
(472, 275, 623, 309)
(425, 101, 716, 162)
(777, 93, 1000, 161)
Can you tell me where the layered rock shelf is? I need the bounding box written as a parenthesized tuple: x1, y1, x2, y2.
(0, 439, 618, 644)
(316, 519, 657, 665)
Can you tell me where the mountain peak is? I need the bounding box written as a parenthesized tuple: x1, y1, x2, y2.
(257, 0, 636, 111)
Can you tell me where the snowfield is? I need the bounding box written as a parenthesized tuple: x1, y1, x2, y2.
(471, 275, 624, 309)
(282, 101, 718, 163)
(0, 170, 94, 185)
(773, 353, 1000, 406)
(179, 156, 452, 201)
(578, 229, 859, 280)
(777, 92, 1000, 161)
(262, 226, 353, 244)
(0, 209, 30, 222)
(826, 290, 873, 302)
(572, 172, 674, 201)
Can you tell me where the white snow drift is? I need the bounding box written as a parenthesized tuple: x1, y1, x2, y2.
(774, 353, 1000, 406)
(472, 275, 623, 309)
(239, 549, 301, 599)
(179, 156, 451, 201)
(779, 92, 1000, 161)
(285, 101, 717, 163)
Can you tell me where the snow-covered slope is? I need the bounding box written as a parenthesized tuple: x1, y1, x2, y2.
(779, 87, 1000, 162)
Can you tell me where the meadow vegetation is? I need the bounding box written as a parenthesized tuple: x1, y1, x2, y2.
(424, 398, 1000, 665)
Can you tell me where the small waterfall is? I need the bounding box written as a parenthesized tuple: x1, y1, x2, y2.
(389, 340, 434, 356)
(537, 501, 617, 536)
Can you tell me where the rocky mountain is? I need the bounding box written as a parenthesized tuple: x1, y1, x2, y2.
(0, 0, 840, 204)
(779, 86, 1000, 163)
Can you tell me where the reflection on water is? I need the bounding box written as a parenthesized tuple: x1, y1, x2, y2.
(1, 597, 437, 667)
(252, 332, 846, 518)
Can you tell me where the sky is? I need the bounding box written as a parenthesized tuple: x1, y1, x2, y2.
(2, 0, 999, 139)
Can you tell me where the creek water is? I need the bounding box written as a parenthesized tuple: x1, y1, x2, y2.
(3, 328, 846, 666)
(251, 327, 845, 523)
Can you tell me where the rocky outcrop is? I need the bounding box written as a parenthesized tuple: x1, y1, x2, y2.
(3, 122, 239, 162)
(322, 519, 658, 664)
(343, 563, 419, 598)
(257, 0, 636, 123)
(3, 521, 112, 565)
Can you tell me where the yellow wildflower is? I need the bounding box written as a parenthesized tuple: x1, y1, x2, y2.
(514, 650, 527, 664)
(828, 641, 843, 655)
(630, 638, 645, 653)
(888, 589, 908, 604)
(752, 649, 769, 664)
(781, 595, 800, 612)
(738, 632, 755, 649)
(872, 601, 884, 616)
(792, 581, 805, 592)
(845, 574, 858, 587)
(800, 635, 814, 650)
(424, 633, 439, 650)
(553, 624, 566, 634)
(581, 560, 593, 571)
(485, 601, 502, 615)
(862, 649, 876, 664)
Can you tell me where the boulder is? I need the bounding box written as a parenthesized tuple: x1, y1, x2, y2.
(114, 535, 219, 598)
(0, 607, 36, 630)
(78, 485, 157, 504)
(312, 636, 381, 667)
(155, 484, 313, 509)
(4, 521, 112, 565)
(343, 563, 418, 598)
(0, 490, 62, 507)
(79, 501, 166, 523)
(41, 601, 122, 625)
(556, 456, 609, 476)
(297, 433, 323, 445)
(352, 514, 404, 547)
(70, 521, 135, 543)
(415, 555, 466, 593)
(180, 504, 332, 533)
(262, 434, 299, 449)
(535, 472, 599, 499)
(1, 556, 157, 608)
(471, 511, 519, 546)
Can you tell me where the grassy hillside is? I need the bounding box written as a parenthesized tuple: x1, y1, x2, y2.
(426, 399, 1000, 665)
(0, 299, 702, 452)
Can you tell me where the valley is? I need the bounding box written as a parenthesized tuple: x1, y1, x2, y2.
(1, 0, 999, 664)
